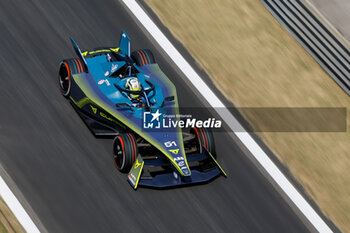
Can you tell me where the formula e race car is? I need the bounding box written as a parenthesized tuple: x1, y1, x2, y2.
(58, 31, 226, 189)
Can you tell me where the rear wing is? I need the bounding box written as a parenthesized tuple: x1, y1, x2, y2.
(69, 30, 130, 70)
(118, 30, 130, 56)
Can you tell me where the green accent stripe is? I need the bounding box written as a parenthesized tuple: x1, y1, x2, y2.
(143, 50, 150, 63)
(204, 128, 212, 153)
(134, 161, 144, 189)
(69, 96, 90, 108)
(72, 60, 77, 73)
(207, 151, 227, 177)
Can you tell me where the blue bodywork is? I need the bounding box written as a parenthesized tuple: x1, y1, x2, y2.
(67, 31, 226, 189)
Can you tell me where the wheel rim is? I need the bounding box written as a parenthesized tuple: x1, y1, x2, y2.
(113, 137, 125, 169)
(59, 63, 71, 96)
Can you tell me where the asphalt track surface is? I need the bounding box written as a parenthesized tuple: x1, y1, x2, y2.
(0, 0, 318, 232)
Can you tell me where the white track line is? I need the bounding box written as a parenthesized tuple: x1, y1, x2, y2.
(122, 1, 333, 232)
(0, 176, 40, 233)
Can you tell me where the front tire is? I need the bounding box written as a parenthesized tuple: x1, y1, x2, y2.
(113, 133, 138, 173)
(190, 127, 216, 157)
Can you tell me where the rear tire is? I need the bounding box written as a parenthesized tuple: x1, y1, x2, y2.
(58, 61, 71, 97)
(190, 127, 216, 157)
(131, 49, 155, 66)
(113, 133, 138, 173)
(58, 58, 87, 97)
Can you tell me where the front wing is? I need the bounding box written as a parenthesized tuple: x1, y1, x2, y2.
(127, 150, 226, 189)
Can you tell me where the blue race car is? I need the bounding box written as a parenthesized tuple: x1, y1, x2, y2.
(58, 31, 226, 189)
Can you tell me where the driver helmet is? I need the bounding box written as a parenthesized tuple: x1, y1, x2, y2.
(125, 77, 141, 99)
